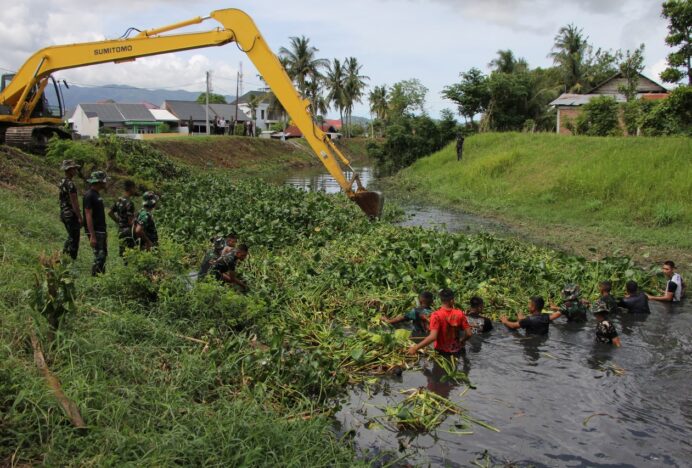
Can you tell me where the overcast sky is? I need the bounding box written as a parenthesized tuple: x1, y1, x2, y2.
(0, 0, 671, 118)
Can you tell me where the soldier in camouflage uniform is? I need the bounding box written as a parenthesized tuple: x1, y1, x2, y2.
(597, 281, 618, 314)
(549, 283, 588, 322)
(198, 236, 226, 279)
(135, 191, 159, 250)
(108, 180, 137, 257)
(83, 171, 108, 276)
(58, 160, 83, 259)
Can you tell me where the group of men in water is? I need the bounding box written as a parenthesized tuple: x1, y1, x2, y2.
(383, 266, 685, 356)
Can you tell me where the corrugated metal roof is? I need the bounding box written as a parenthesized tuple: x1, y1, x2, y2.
(550, 93, 627, 107)
(163, 100, 208, 122)
(117, 103, 155, 121)
(149, 109, 179, 121)
(80, 103, 124, 123)
(209, 104, 250, 121)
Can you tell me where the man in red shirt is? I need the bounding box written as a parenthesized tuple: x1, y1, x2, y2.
(407, 289, 472, 356)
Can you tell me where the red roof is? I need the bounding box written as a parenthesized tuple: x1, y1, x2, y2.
(324, 119, 342, 129)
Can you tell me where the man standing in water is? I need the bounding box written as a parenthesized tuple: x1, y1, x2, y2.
(456, 133, 465, 162)
(500, 296, 559, 335)
(83, 171, 108, 276)
(58, 160, 83, 260)
(647, 261, 685, 302)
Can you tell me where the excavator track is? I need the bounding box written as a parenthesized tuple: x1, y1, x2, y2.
(4, 125, 71, 154)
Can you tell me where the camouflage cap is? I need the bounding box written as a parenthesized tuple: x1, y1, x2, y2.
(60, 159, 81, 171)
(561, 283, 581, 301)
(87, 170, 107, 184)
(591, 299, 609, 315)
(142, 191, 158, 208)
(212, 236, 226, 251)
(142, 191, 158, 202)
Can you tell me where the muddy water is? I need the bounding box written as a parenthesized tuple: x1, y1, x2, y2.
(274, 166, 692, 467)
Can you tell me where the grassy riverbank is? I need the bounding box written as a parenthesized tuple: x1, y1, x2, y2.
(387, 132, 692, 266)
(0, 138, 662, 465)
(148, 135, 371, 177)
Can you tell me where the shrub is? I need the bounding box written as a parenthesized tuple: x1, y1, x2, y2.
(45, 137, 106, 171)
(576, 96, 621, 136)
(640, 85, 692, 136)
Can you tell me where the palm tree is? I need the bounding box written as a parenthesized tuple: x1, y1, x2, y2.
(550, 24, 589, 92)
(368, 85, 388, 121)
(279, 36, 329, 101)
(342, 57, 369, 137)
(325, 58, 346, 130)
(305, 73, 329, 117)
(489, 50, 528, 74)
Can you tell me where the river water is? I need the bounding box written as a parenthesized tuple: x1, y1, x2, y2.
(274, 165, 692, 467)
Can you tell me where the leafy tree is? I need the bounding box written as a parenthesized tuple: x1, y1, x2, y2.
(618, 45, 646, 101)
(279, 36, 329, 104)
(343, 57, 369, 137)
(575, 96, 621, 136)
(550, 24, 590, 92)
(305, 74, 328, 117)
(582, 47, 621, 89)
(388, 79, 428, 119)
(368, 85, 388, 121)
(489, 50, 528, 74)
(196, 93, 227, 104)
(441, 67, 490, 127)
(660, 0, 692, 85)
(640, 85, 692, 135)
(437, 109, 459, 143)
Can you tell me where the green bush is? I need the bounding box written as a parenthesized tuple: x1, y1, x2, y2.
(45, 136, 106, 171)
(640, 85, 692, 136)
(576, 96, 621, 136)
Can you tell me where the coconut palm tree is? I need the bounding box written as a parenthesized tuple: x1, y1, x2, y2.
(342, 57, 369, 137)
(305, 73, 329, 117)
(279, 36, 329, 101)
(369, 85, 388, 121)
(325, 58, 346, 130)
(550, 24, 589, 92)
(489, 49, 528, 74)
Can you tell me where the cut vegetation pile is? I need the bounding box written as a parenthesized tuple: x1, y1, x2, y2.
(1, 138, 659, 465)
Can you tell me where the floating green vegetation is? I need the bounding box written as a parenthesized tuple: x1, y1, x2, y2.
(384, 388, 499, 434)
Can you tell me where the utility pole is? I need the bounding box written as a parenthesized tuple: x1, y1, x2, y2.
(234, 70, 239, 124)
(205, 70, 211, 135)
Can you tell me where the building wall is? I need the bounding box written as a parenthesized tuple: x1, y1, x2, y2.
(72, 106, 100, 138)
(557, 107, 581, 135)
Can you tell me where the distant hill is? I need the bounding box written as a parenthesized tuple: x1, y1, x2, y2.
(62, 84, 235, 110)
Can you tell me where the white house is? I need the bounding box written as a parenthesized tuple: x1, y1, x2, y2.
(70, 105, 100, 138)
(231, 90, 283, 131)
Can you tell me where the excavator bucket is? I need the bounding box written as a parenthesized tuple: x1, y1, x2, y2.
(352, 190, 385, 219)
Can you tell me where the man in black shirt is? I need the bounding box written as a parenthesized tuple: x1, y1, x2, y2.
(500, 296, 559, 335)
(466, 296, 493, 334)
(618, 280, 651, 314)
(58, 160, 82, 259)
(83, 171, 108, 276)
(456, 134, 465, 162)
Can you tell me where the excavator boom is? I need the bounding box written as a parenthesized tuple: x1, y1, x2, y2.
(0, 8, 383, 217)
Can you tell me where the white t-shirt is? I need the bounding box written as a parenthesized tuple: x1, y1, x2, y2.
(667, 273, 684, 302)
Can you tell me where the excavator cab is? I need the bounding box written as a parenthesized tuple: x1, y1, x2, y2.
(0, 74, 13, 115)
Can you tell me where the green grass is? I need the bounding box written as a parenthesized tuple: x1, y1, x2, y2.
(390, 132, 692, 254)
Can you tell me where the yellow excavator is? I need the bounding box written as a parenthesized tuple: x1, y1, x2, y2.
(0, 8, 383, 217)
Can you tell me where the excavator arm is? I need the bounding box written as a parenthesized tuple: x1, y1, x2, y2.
(0, 8, 382, 217)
